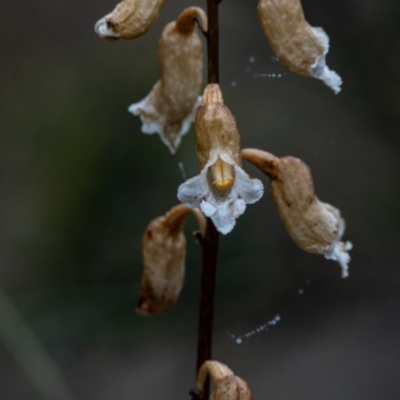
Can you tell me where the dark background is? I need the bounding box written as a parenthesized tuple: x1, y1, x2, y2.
(1, 0, 400, 399)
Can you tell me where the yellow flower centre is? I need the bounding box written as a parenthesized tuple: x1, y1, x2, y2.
(210, 158, 234, 189)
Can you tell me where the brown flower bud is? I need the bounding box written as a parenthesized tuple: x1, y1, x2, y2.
(195, 360, 253, 400)
(178, 84, 264, 234)
(137, 204, 206, 316)
(257, 0, 342, 93)
(242, 148, 352, 278)
(95, 0, 165, 40)
(128, 7, 207, 153)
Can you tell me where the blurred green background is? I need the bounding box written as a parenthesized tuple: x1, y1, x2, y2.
(1, 0, 400, 399)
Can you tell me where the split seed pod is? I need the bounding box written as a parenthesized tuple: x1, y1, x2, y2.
(95, 0, 165, 40)
(128, 7, 207, 153)
(137, 204, 206, 315)
(242, 148, 352, 278)
(178, 84, 264, 234)
(195, 360, 253, 400)
(257, 0, 342, 93)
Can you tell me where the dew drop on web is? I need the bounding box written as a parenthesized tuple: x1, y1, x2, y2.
(226, 280, 311, 344)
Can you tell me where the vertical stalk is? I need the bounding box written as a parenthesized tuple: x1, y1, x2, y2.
(207, 0, 220, 84)
(191, 1, 221, 399)
(193, 220, 219, 400)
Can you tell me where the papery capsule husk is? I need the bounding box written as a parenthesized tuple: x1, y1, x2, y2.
(257, 0, 342, 93)
(129, 7, 207, 153)
(195, 360, 253, 400)
(242, 148, 352, 278)
(137, 204, 205, 315)
(95, 0, 165, 40)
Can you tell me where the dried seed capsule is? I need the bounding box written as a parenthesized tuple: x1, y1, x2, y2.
(128, 7, 207, 153)
(137, 204, 206, 316)
(177, 84, 264, 235)
(257, 0, 342, 93)
(242, 148, 352, 278)
(95, 0, 165, 40)
(195, 360, 253, 400)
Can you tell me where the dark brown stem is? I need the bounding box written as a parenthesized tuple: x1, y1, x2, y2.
(193, 219, 219, 400)
(190, 2, 221, 399)
(207, 0, 220, 83)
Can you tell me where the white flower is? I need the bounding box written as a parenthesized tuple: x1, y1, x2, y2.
(177, 84, 264, 234)
(178, 152, 263, 235)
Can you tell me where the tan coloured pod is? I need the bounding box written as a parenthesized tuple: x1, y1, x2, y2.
(95, 0, 165, 40)
(137, 204, 205, 315)
(177, 84, 264, 235)
(257, 0, 342, 93)
(195, 360, 253, 400)
(242, 148, 352, 278)
(129, 7, 207, 153)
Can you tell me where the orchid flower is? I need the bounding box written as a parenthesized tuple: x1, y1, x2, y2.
(128, 7, 207, 153)
(258, 0, 342, 93)
(242, 148, 352, 278)
(178, 84, 264, 234)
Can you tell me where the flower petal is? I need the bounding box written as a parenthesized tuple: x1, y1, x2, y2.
(200, 200, 217, 217)
(177, 167, 209, 208)
(128, 91, 201, 154)
(231, 166, 264, 204)
(311, 28, 342, 94)
(321, 204, 352, 278)
(324, 241, 353, 278)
